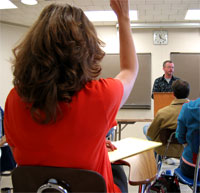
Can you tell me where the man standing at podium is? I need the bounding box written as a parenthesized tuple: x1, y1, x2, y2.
(152, 60, 179, 98)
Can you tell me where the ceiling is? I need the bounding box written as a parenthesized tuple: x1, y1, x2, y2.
(0, 0, 200, 27)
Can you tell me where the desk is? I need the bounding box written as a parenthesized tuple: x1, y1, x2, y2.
(108, 138, 161, 187)
(115, 118, 153, 141)
(108, 137, 161, 162)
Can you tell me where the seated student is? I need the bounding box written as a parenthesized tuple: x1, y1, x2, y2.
(144, 79, 190, 159)
(176, 97, 200, 180)
(0, 107, 16, 173)
(4, 0, 139, 192)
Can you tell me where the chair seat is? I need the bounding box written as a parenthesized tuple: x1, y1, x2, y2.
(174, 168, 200, 187)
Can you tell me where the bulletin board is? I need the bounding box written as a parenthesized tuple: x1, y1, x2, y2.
(171, 52, 200, 100)
(99, 53, 152, 109)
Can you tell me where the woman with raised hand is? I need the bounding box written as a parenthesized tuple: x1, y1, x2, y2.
(4, 0, 138, 192)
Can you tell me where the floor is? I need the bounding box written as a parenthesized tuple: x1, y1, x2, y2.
(0, 158, 193, 193)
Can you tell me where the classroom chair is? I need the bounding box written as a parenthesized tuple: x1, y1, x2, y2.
(11, 166, 107, 193)
(157, 128, 182, 172)
(174, 146, 200, 193)
(115, 149, 158, 193)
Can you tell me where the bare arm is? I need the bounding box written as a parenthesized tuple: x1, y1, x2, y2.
(0, 135, 6, 147)
(110, 0, 139, 107)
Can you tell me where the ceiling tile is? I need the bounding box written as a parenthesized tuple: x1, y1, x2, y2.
(0, 0, 199, 26)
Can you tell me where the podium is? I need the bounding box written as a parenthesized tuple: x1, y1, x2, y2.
(153, 92, 174, 116)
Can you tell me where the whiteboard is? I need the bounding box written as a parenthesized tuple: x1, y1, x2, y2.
(171, 52, 200, 100)
(99, 53, 152, 109)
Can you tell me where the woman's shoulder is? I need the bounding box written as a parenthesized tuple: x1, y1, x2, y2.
(7, 88, 19, 99)
(83, 78, 123, 105)
(5, 88, 22, 107)
(89, 78, 122, 86)
(86, 78, 123, 92)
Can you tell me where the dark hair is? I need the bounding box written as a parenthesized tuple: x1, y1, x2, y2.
(12, 3, 105, 124)
(163, 60, 173, 67)
(172, 79, 190, 99)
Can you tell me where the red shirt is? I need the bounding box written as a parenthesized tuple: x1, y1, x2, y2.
(4, 78, 123, 193)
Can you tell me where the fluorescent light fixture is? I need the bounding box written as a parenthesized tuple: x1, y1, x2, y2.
(185, 9, 200, 20)
(130, 11, 138, 21)
(21, 0, 38, 5)
(116, 23, 200, 29)
(0, 0, 17, 9)
(84, 10, 137, 22)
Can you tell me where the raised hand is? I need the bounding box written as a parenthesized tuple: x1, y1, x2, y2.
(110, 0, 130, 20)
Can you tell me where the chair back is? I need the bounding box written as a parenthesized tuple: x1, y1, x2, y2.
(12, 166, 107, 193)
(159, 128, 179, 145)
(159, 128, 181, 161)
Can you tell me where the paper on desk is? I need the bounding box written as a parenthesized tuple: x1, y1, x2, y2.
(108, 137, 162, 162)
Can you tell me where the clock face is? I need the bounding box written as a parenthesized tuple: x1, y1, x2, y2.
(153, 31, 168, 45)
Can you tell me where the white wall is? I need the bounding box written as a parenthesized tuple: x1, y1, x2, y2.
(0, 23, 200, 139)
(96, 26, 200, 139)
(0, 23, 28, 108)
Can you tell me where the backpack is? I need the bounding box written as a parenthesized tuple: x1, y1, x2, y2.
(148, 171, 180, 193)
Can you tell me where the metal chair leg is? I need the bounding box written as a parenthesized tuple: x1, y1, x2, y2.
(138, 183, 150, 193)
(193, 146, 200, 193)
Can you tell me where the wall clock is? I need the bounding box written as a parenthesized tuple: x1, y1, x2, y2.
(153, 31, 168, 45)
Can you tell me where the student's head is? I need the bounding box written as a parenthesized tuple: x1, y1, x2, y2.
(172, 79, 190, 99)
(163, 60, 174, 77)
(12, 3, 105, 123)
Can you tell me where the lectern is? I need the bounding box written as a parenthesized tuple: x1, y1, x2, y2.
(153, 92, 174, 116)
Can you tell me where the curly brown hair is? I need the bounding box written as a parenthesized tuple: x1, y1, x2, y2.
(12, 3, 105, 124)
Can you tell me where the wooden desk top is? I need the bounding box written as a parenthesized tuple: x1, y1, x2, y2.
(120, 149, 157, 185)
(108, 137, 162, 162)
(116, 118, 153, 123)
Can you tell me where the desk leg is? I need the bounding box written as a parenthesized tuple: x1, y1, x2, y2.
(114, 127, 118, 141)
(118, 124, 121, 141)
(114, 124, 121, 141)
(117, 123, 135, 141)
